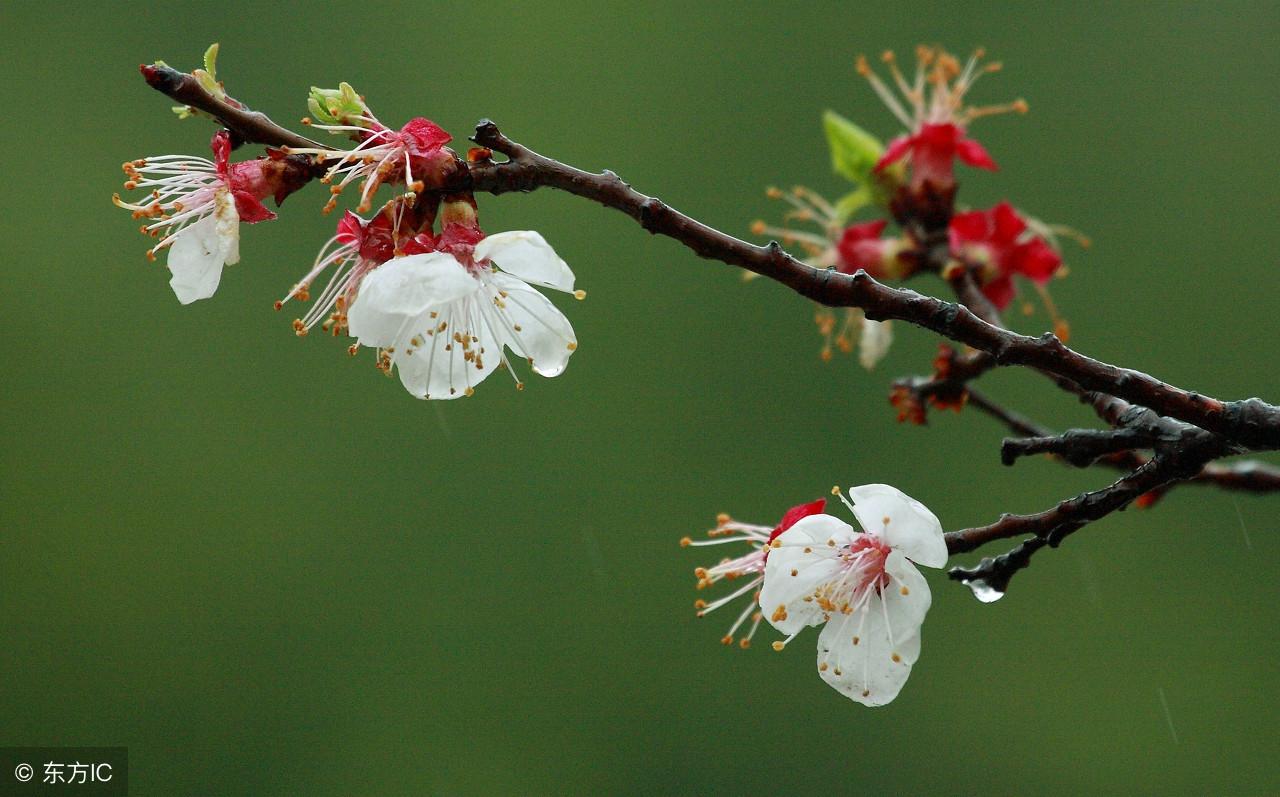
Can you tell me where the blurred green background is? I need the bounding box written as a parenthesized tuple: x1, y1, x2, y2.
(3, 1, 1279, 794)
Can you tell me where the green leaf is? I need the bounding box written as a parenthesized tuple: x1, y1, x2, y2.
(832, 189, 871, 223)
(171, 44, 226, 120)
(202, 43, 220, 81)
(308, 82, 371, 129)
(822, 109, 883, 184)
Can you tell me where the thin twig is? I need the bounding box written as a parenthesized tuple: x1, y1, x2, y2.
(1001, 428, 1159, 467)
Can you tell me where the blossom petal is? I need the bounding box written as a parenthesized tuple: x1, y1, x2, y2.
(760, 515, 857, 636)
(474, 231, 576, 293)
(816, 597, 922, 706)
(484, 272, 578, 377)
(848, 484, 947, 568)
(213, 190, 240, 266)
(882, 550, 932, 634)
(858, 319, 893, 370)
(392, 294, 501, 400)
(347, 253, 479, 348)
(167, 214, 231, 304)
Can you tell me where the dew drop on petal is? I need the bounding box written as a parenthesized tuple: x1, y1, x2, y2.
(963, 578, 1005, 603)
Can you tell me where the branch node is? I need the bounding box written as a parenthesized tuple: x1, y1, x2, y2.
(947, 536, 1049, 597)
(638, 197, 666, 231)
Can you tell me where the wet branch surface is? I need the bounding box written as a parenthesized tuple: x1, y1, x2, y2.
(141, 65, 1280, 595)
(458, 122, 1280, 451)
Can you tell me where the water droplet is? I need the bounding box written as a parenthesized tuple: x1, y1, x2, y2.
(963, 578, 1005, 603)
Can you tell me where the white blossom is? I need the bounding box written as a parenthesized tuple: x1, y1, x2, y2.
(760, 484, 946, 706)
(347, 230, 580, 399)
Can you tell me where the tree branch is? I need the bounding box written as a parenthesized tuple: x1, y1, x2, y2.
(1001, 428, 1159, 467)
(969, 389, 1280, 493)
(1194, 459, 1280, 492)
(135, 63, 1280, 450)
(140, 63, 326, 151)
(944, 447, 1209, 555)
(459, 121, 1280, 451)
(943, 436, 1218, 591)
(135, 66, 1280, 589)
(965, 388, 1051, 439)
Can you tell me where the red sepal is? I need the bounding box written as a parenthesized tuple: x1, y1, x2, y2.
(359, 213, 396, 263)
(874, 135, 912, 172)
(836, 219, 892, 276)
(211, 130, 233, 177)
(1016, 238, 1061, 284)
(402, 232, 438, 255)
(980, 275, 1016, 310)
(955, 136, 998, 171)
(950, 201, 1062, 309)
(767, 498, 828, 543)
(400, 118, 452, 155)
(335, 211, 364, 246)
(231, 191, 276, 224)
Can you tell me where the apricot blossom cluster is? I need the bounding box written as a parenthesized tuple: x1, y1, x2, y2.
(753, 46, 1083, 364)
(114, 48, 583, 400)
